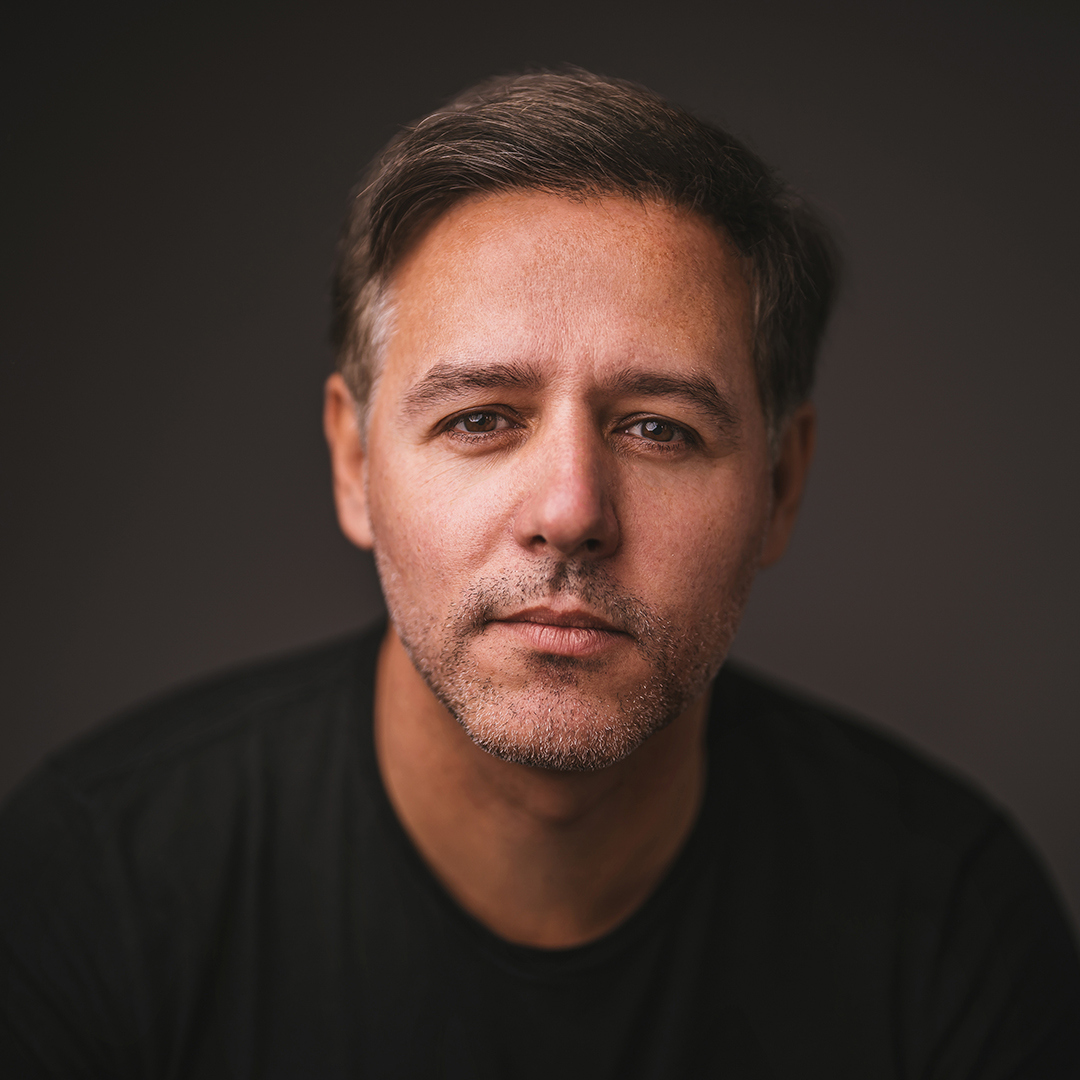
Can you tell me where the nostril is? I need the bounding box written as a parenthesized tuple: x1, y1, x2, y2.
(513, 478, 619, 559)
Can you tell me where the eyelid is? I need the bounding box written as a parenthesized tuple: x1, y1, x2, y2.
(618, 414, 698, 447)
(442, 406, 522, 434)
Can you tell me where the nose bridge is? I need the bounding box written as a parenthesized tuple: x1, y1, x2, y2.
(513, 405, 619, 559)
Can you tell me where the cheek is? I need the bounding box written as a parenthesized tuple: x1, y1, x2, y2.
(621, 469, 771, 604)
(366, 455, 509, 596)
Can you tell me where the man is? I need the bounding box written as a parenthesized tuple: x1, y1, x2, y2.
(2, 69, 1078, 1077)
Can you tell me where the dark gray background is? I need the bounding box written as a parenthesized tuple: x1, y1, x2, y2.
(4, 0, 1078, 922)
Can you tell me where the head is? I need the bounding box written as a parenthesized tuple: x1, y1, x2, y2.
(332, 68, 838, 449)
(325, 70, 839, 772)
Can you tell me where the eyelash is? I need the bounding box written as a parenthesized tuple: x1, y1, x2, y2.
(446, 410, 521, 439)
(443, 410, 696, 452)
(620, 417, 695, 450)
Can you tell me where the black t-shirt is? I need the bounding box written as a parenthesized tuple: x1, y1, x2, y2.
(2, 626, 1078, 1078)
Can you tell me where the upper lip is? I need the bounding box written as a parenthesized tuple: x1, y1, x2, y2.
(495, 605, 624, 632)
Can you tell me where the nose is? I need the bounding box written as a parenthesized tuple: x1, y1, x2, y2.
(512, 432, 620, 560)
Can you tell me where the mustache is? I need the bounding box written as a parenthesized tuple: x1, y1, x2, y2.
(455, 561, 658, 641)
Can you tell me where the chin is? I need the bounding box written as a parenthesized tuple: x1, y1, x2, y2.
(454, 695, 670, 772)
(429, 662, 705, 772)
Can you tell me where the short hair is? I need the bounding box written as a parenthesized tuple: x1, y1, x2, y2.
(332, 68, 839, 440)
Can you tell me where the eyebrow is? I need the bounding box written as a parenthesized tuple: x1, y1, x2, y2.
(400, 358, 740, 429)
(602, 369, 740, 429)
(401, 360, 544, 418)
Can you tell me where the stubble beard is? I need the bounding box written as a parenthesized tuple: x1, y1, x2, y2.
(375, 552, 759, 773)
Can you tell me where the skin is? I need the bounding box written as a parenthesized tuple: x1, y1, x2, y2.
(324, 191, 815, 947)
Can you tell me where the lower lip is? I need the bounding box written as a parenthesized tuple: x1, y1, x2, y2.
(492, 620, 625, 659)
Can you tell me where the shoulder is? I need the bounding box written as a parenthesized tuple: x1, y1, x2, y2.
(0, 625, 386, 1017)
(1, 624, 383, 824)
(713, 660, 1002, 845)
(0, 631, 381, 1075)
(709, 663, 1080, 1070)
(707, 660, 1073, 961)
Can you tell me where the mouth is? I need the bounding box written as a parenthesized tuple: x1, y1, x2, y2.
(489, 606, 628, 659)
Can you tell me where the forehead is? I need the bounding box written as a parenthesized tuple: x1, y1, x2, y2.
(383, 190, 754, 387)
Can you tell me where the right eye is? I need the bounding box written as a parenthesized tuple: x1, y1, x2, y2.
(451, 411, 510, 433)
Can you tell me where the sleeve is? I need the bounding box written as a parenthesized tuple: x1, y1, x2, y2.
(921, 816, 1080, 1080)
(0, 769, 144, 1078)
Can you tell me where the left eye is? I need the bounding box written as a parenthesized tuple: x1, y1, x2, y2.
(451, 411, 508, 433)
(625, 418, 686, 443)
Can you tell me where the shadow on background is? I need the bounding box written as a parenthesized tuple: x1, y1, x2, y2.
(3, 0, 1078, 920)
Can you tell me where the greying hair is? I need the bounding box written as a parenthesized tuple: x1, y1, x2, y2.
(331, 69, 839, 438)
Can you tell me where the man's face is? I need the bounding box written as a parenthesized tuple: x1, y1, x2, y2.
(350, 191, 785, 771)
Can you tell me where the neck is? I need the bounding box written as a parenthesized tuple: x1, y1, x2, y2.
(373, 627, 709, 948)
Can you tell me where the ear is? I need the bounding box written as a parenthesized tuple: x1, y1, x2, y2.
(759, 401, 816, 568)
(323, 373, 375, 550)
